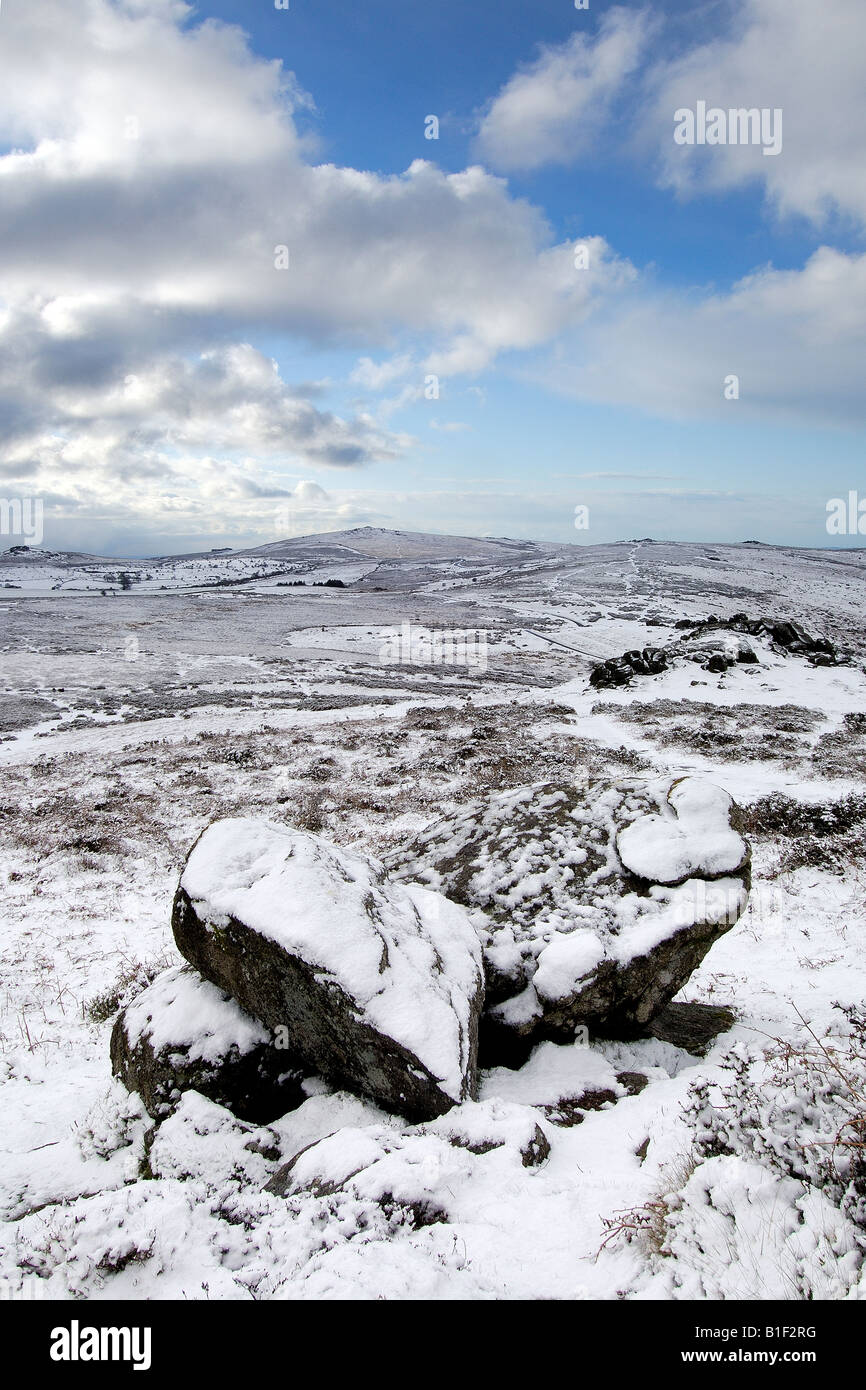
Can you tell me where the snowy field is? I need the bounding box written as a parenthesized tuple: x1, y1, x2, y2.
(1, 528, 865, 1301)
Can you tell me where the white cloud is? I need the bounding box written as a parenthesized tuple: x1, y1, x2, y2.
(350, 355, 416, 390)
(1, 328, 410, 459)
(474, 8, 651, 172)
(0, 2, 625, 370)
(0, 0, 310, 173)
(467, 0, 866, 430)
(476, 0, 866, 232)
(0, 328, 415, 547)
(0, 0, 632, 541)
(536, 246, 866, 427)
(1, 0, 863, 553)
(647, 0, 866, 228)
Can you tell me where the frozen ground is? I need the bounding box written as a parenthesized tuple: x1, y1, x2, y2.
(1, 528, 865, 1300)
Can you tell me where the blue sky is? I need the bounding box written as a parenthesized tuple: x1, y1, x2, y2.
(204, 0, 833, 278)
(0, 0, 864, 554)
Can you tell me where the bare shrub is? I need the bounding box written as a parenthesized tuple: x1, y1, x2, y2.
(598, 1153, 699, 1256)
(85, 951, 173, 1024)
(688, 1006, 866, 1234)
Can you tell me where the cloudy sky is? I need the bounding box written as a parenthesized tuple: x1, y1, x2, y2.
(0, 0, 864, 555)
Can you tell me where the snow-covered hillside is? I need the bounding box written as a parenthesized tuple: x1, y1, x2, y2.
(1, 531, 864, 1300)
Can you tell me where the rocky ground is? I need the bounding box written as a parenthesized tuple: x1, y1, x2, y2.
(0, 530, 865, 1300)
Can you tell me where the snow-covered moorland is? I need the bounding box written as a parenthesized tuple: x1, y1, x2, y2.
(1, 529, 865, 1300)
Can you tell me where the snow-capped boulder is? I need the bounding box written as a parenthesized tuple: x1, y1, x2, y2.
(172, 820, 484, 1121)
(110, 964, 307, 1123)
(677, 631, 758, 670)
(386, 777, 749, 1060)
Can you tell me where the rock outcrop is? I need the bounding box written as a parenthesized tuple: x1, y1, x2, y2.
(263, 1110, 548, 1219)
(686, 614, 840, 665)
(386, 776, 750, 1062)
(111, 780, 748, 1128)
(590, 613, 843, 687)
(589, 646, 668, 689)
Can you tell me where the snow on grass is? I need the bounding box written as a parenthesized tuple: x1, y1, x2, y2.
(1, 537, 864, 1299)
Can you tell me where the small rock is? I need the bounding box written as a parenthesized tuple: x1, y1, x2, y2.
(540, 1073, 646, 1127)
(541, 1091, 617, 1127)
(110, 964, 307, 1123)
(264, 1125, 461, 1228)
(648, 1001, 737, 1055)
(423, 1098, 551, 1168)
(590, 646, 668, 688)
(705, 654, 732, 673)
(616, 1070, 650, 1097)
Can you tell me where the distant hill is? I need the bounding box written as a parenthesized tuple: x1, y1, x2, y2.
(0, 527, 546, 569)
(245, 526, 543, 563)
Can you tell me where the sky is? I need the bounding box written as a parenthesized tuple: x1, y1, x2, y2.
(0, 0, 864, 556)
